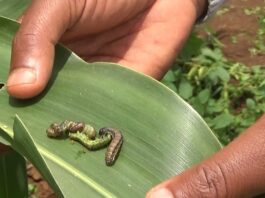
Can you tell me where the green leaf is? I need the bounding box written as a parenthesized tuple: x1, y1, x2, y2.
(190, 97, 206, 116)
(0, 0, 29, 19)
(162, 81, 178, 92)
(201, 48, 223, 62)
(198, 89, 211, 104)
(212, 113, 234, 129)
(178, 32, 204, 61)
(0, 147, 28, 198)
(216, 67, 230, 82)
(178, 79, 194, 99)
(246, 98, 256, 109)
(206, 100, 226, 114)
(162, 70, 176, 82)
(209, 67, 230, 83)
(0, 16, 221, 198)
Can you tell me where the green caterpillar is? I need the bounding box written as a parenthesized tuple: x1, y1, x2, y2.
(69, 132, 112, 150)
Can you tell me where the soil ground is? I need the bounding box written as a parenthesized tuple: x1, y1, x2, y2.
(28, 0, 265, 197)
(200, 0, 265, 66)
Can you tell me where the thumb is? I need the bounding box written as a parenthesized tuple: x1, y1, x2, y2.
(7, 0, 77, 99)
(146, 115, 265, 198)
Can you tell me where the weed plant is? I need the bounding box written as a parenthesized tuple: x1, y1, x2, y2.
(163, 33, 265, 145)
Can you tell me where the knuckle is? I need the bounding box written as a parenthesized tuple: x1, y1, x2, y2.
(173, 190, 191, 198)
(194, 163, 229, 198)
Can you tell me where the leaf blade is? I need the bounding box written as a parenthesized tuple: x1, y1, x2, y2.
(0, 147, 28, 198)
(0, 16, 222, 197)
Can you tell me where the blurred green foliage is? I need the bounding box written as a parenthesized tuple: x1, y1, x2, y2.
(163, 32, 265, 145)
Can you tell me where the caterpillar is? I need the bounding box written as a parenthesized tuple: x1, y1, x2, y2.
(46, 121, 123, 166)
(69, 132, 112, 150)
(99, 127, 123, 166)
(46, 120, 96, 139)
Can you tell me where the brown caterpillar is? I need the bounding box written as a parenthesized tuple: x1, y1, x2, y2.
(99, 127, 123, 166)
(46, 120, 96, 139)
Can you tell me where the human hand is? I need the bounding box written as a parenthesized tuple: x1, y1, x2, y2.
(7, 0, 206, 99)
(146, 114, 265, 198)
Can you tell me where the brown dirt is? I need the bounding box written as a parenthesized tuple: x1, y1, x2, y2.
(201, 0, 265, 66)
(29, 0, 265, 197)
(27, 164, 56, 198)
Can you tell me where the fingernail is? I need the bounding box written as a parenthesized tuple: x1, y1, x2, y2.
(7, 68, 36, 87)
(147, 188, 174, 198)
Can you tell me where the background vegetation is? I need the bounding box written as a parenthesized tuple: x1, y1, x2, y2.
(162, 2, 265, 145)
(162, 32, 265, 145)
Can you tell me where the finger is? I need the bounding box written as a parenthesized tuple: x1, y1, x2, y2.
(7, 0, 77, 99)
(146, 114, 265, 198)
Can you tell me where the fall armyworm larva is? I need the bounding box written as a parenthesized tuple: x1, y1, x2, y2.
(99, 127, 123, 166)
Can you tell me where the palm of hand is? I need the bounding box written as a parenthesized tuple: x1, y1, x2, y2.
(60, 0, 197, 79)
